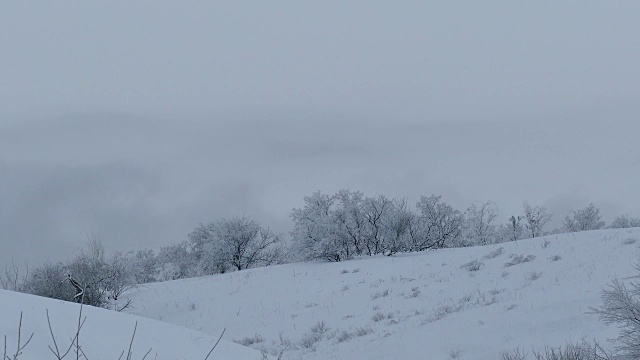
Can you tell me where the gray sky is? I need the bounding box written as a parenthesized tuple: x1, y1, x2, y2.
(2, 2, 640, 266)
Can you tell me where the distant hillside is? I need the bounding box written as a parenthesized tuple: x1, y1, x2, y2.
(125, 228, 640, 359)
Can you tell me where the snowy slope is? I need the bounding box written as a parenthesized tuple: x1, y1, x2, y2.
(0, 289, 266, 360)
(126, 228, 640, 360)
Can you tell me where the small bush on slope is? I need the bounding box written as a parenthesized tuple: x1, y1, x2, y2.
(504, 254, 536, 268)
(500, 341, 611, 360)
(592, 270, 640, 359)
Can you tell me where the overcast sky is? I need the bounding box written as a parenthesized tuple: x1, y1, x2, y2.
(2, 2, 640, 267)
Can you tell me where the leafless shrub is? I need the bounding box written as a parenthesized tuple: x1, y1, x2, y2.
(408, 287, 421, 298)
(504, 255, 536, 268)
(3, 312, 34, 360)
(500, 347, 528, 360)
(234, 334, 264, 347)
(310, 321, 330, 335)
(353, 327, 373, 337)
(371, 289, 390, 300)
(461, 259, 484, 272)
(371, 312, 385, 322)
(531, 342, 611, 360)
(299, 333, 321, 350)
(500, 341, 612, 360)
(2, 305, 224, 360)
(336, 331, 352, 343)
(484, 247, 505, 259)
(622, 238, 638, 246)
(548, 255, 562, 262)
(489, 288, 504, 296)
(525, 271, 543, 282)
(541, 240, 551, 249)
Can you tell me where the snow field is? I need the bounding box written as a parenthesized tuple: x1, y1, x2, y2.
(124, 228, 640, 359)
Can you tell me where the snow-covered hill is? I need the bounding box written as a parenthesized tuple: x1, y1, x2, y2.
(125, 228, 640, 360)
(0, 289, 265, 359)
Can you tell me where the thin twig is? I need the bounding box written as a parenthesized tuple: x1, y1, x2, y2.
(126, 322, 138, 360)
(204, 328, 226, 360)
(11, 312, 34, 360)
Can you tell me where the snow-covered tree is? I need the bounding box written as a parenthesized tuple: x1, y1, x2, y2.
(191, 216, 284, 272)
(380, 198, 413, 255)
(463, 201, 498, 246)
(411, 195, 464, 249)
(593, 268, 640, 358)
(333, 190, 367, 256)
(104, 251, 135, 301)
(609, 215, 640, 229)
(563, 203, 606, 232)
(22, 262, 75, 302)
(291, 191, 348, 262)
(156, 241, 196, 280)
(522, 201, 552, 238)
(129, 248, 157, 284)
(501, 215, 525, 242)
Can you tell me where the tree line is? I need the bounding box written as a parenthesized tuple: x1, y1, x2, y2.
(2, 189, 639, 308)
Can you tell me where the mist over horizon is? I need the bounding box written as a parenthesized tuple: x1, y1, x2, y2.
(2, 1, 640, 267)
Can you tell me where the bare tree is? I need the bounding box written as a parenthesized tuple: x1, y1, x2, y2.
(0, 260, 28, 292)
(361, 195, 392, 255)
(522, 201, 552, 238)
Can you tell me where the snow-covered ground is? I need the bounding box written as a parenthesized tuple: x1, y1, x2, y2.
(0, 289, 265, 359)
(124, 228, 640, 360)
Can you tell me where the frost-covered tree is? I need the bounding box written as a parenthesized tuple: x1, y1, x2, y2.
(463, 201, 498, 246)
(593, 266, 640, 358)
(192, 216, 283, 272)
(129, 248, 157, 284)
(563, 203, 606, 232)
(522, 201, 552, 238)
(156, 241, 196, 280)
(104, 251, 135, 301)
(22, 237, 119, 307)
(65, 236, 114, 307)
(22, 262, 75, 301)
(609, 215, 640, 229)
(333, 190, 367, 256)
(291, 191, 348, 262)
(380, 198, 413, 255)
(502, 215, 525, 242)
(411, 195, 463, 249)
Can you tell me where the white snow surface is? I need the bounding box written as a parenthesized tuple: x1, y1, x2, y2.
(0, 289, 264, 359)
(124, 228, 640, 360)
